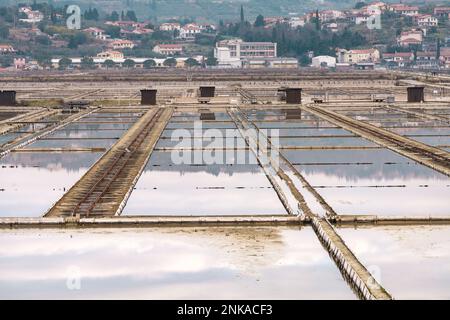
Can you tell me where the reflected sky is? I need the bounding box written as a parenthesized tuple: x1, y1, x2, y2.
(337, 226, 450, 299)
(0, 132, 20, 146)
(294, 161, 449, 216)
(0, 152, 102, 217)
(283, 149, 407, 164)
(122, 166, 287, 215)
(279, 137, 376, 147)
(0, 227, 355, 299)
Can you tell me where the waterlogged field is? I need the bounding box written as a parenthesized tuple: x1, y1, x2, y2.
(1, 105, 450, 300)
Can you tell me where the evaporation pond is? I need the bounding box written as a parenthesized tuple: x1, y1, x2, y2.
(0, 227, 355, 299)
(0, 152, 102, 217)
(337, 226, 450, 299)
(122, 153, 287, 215)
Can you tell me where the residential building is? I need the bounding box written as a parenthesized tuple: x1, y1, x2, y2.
(0, 44, 15, 53)
(382, 52, 414, 67)
(14, 58, 26, 70)
(337, 48, 380, 64)
(417, 15, 438, 27)
(264, 17, 285, 27)
(319, 10, 345, 22)
(214, 46, 242, 68)
(355, 15, 370, 25)
(216, 39, 277, 59)
(398, 30, 423, 47)
(179, 23, 201, 40)
(153, 44, 183, 56)
(105, 21, 147, 29)
(434, 7, 450, 18)
(18, 6, 43, 23)
(288, 17, 306, 28)
(389, 4, 419, 16)
(416, 51, 439, 68)
(96, 51, 124, 59)
(312, 55, 337, 68)
(109, 40, 135, 50)
(84, 27, 108, 40)
(440, 47, 450, 68)
(323, 22, 339, 32)
(159, 23, 181, 31)
(362, 2, 388, 13)
(199, 24, 216, 32)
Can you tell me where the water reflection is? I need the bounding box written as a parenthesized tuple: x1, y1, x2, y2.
(337, 226, 450, 299)
(0, 152, 102, 217)
(122, 167, 287, 216)
(0, 227, 355, 299)
(294, 161, 449, 216)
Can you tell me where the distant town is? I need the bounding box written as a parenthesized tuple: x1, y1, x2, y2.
(0, 1, 449, 71)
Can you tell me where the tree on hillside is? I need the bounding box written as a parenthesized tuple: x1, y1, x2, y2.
(163, 58, 177, 67)
(0, 24, 9, 39)
(109, 11, 119, 22)
(240, 5, 245, 24)
(58, 58, 72, 70)
(68, 32, 87, 49)
(103, 59, 116, 69)
(123, 59, 136, 68)
(80, 56, 95, 69)
(185, 58, 200, 68)
(205, 56, 217, 66)
(254, 15, 265, 27)
(35, 35, 51, 45)
(143, 59, 156, 68)
(315, 9, 320, 31)
(126, 10, 137, 22)
(105, 25, 121, 38)
(354, 2, 366, 10)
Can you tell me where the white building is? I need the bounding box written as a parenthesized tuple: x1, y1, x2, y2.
(398, 30, 423, 47)
(153, 44, 183, 56)
(159, 23, 181, 31)
(214, 39, 296, 69)
(337, 48, 381, 64)
(214, 46, 242, 68)
(109, 40, 136, 50)
(84, 27, 108, 40)
(389, 4, 419, 16)
(0, 44, 15, 53)
(179, 24, 201, 40)
(216, 39, 277, 59)
(51, 56, 204, 69)
(417, 15, 438, 27)
(19, 6, 43, 23)
(312, 56, 337, 68)
(355, 15, 370, 25)
(288, 17, 306, 28)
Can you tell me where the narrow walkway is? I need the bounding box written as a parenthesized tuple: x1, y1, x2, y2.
(302, 105, 450, 177)
(45, 107, 172, 217)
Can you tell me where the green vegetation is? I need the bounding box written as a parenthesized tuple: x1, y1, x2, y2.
(123, 59, 136, 68)
(163, 57, 177, 67)
(103, 59, 116, 69)
(58, 57, 72, 70)
(143, 59, 156, 68)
